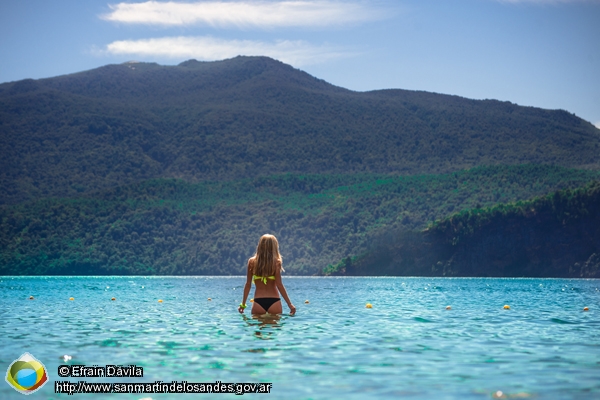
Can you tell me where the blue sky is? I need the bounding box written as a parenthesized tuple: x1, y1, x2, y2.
(1, 0, 599, 127)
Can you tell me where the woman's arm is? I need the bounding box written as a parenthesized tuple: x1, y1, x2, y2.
(239, 259, 253, 313)
(275, 263, 296, 315)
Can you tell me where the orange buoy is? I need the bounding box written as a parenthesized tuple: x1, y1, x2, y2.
(305, 300, 310, 304)
(111, 297, 116, 301)
(503, 305, 510, 310)
(69, 297, 74, 301)
(29, 296, 34, 300)
(158, 299, 163, 303)
(250, 299, 254, 303)
(366, 303, 373, 308)
(207, 298, 212, 301)
(583, 307, 589, 311)
(446, 305, 451, 310)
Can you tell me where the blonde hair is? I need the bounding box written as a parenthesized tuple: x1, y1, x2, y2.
(252, 234, 283, 276)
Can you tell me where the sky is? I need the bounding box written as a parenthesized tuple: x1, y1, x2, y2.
(1, 0, 599, 128)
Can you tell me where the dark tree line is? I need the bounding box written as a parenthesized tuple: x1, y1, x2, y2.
(1, 165, 598, 276)
(343, 181, 600, 278)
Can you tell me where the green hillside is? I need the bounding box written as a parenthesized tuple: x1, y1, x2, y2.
(1, 165, 598, 276)
(1, 56, 599, 205)
(342, 181, 600, 278)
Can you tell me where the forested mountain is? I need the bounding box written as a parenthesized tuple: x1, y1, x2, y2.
(1, 165, 598, 275)
(1, 56, 599, 205)
(2, 57, 600, 276)
(342, 181, 600, 278)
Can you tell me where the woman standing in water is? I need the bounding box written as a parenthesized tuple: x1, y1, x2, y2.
(238, 234, 296, 315)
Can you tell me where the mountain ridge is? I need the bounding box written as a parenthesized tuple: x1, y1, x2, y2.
(1, 56, 599, 205)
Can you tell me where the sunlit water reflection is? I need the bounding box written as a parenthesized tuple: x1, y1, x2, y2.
(1, 276, 599, 399)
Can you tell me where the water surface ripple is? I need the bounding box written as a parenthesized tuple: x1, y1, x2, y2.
(1, 277, 599, 399)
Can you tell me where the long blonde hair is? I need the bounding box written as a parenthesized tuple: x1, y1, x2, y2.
(252, 234, 283, 276)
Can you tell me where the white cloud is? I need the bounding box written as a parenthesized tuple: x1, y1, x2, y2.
(102, 36, 351, 66)
(101, 1, 384, 28)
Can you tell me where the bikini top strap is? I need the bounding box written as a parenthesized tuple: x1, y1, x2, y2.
(252, 275, 275, 285)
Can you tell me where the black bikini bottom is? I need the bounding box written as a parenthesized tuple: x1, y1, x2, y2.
(254, 297, 281, 311)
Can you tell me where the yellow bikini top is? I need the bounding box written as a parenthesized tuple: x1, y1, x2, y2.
(253, 275, 275, 285)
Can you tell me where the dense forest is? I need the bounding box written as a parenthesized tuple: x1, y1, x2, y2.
(1, 56, 599, 205)
(341, 181, 600, 278)
(1, 165, 599, 275)
(2, 57, 600, 276)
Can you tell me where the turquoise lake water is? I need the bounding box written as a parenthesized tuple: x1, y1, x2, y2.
(1, 276, 599, 399)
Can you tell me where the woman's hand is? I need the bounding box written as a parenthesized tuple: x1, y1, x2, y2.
(238, 305, 246, 314)
(289, 304, 296, 315)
